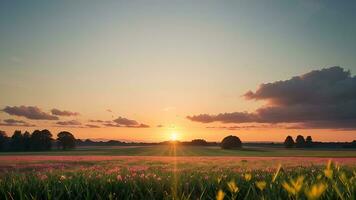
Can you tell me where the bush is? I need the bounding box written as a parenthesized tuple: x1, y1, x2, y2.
(221, 135, 242, 149)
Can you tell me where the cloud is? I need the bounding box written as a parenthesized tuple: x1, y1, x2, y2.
(113, 117, 139, 126)
(56, 120, 82, 126)
(89, 120, 111, 123)
(188, 66, 356, 129)
(157, 124, 164, 128)
(91, 116, 150, 128)
(0, 119, 35, 127)
(85, 124, 101, 128)
(51, 108, 79, 116)
(2, 106, 59, 120)
(206, 124, 280, 130)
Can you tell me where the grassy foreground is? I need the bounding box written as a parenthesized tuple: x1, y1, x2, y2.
(1, 145, 356, 199)
(0, 159, 355, 200)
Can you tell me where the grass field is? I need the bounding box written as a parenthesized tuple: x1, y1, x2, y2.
(1, 145, 356, 199)
(1, 145, 356, 157)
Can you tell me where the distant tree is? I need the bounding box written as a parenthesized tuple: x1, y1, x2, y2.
(191, 139, 208, 146)
(57, 131, 76, 150)
(0, 131, 8, 151)
(23, 131, 31, 150)
(295, 135, 306, 148)
(30, 129, 53, 151)
(305, 136, 313, 148)
(11, 130, 24, 151)
(221, 135, 242, 149)
(284, 136, 295, 148)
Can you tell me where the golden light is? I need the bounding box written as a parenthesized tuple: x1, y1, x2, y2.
(170, 132, 179, 141)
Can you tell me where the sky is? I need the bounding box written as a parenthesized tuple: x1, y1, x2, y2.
(0, 0, 356, 142)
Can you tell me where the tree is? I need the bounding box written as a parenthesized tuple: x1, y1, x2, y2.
(11, 130, 24, 151)
(23, 131, 31, 150)
(284, 136, 295, 148)
(221, 135, 242, 149)
(0, 131, 8, 151)
(305, 136, 313, 148)
(296, 135, 306, 148)
(30, 129, 53, 151)
(191, 139, 208, 146)
(57, 131, 76, 150)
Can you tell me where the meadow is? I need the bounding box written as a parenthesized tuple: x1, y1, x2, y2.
(0, 145, 356, 200)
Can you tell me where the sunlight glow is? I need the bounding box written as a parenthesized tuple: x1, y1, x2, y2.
(170, 132, 179, 141)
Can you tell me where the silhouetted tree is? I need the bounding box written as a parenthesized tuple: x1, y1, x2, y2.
(30, 129, 53, 151)
(0, 131, 8, 151)
(284, 136, 295, 148)
(296, 135, 306, 148)
(191, 139, 208, 146)
(23, 131, 31, 150)
(305, 136, 313, 148)
(221, 135, 242, 149)
(57, 131, 76, 150)
(11, 130, 24, 151)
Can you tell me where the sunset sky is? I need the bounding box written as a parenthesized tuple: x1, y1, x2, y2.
(1, 1, 356, 142)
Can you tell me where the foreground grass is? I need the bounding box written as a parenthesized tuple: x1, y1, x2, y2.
(1, 145, 356, 157)
(0, 159, 355, 200)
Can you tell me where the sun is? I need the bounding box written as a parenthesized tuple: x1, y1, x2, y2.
(170, 132, 179, 141)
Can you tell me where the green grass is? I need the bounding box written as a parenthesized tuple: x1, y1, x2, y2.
(0, 159, 355, 200)
(0, 145, 356, 157)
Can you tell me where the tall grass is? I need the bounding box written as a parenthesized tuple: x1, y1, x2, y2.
(0, 161, 355, 199)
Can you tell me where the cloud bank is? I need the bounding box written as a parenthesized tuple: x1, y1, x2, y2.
(2, 106, 59, 120)
(188, 66, 356, 129)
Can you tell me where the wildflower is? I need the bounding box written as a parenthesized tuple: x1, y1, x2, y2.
(60, 175, 66, 181)
(217, 177, 222, 184)
(305, 182, 328, 200)
(244, 173, 252, 181)
(227, 180, 239, 193)
(255, 181, 267, 191)
(282, 176, 304, 196)
(37, 174, 48, 181)
(216, 189, 225, 200)
(116, 175, 122, 181)
(323, 169, 333, 179)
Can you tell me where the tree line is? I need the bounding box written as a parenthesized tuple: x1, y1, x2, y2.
(284, 135, 314, 148)
(0, 130, 76, 151)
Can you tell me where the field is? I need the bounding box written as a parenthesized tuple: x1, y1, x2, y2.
(1, 145, 356, 200)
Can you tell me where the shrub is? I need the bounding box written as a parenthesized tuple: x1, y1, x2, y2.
(221, 135, 242, 149)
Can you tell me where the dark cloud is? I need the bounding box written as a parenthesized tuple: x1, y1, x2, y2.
(3, 106, 59, 120)
(51, 108, 79, 116)
(56, 120, 82, 126)
(92, 116, 150, 128)
(113, 117, 139, 126)
(206, 124, 279, 130)
(0, 119, 35, 127)
(188, 66, 356, 129)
